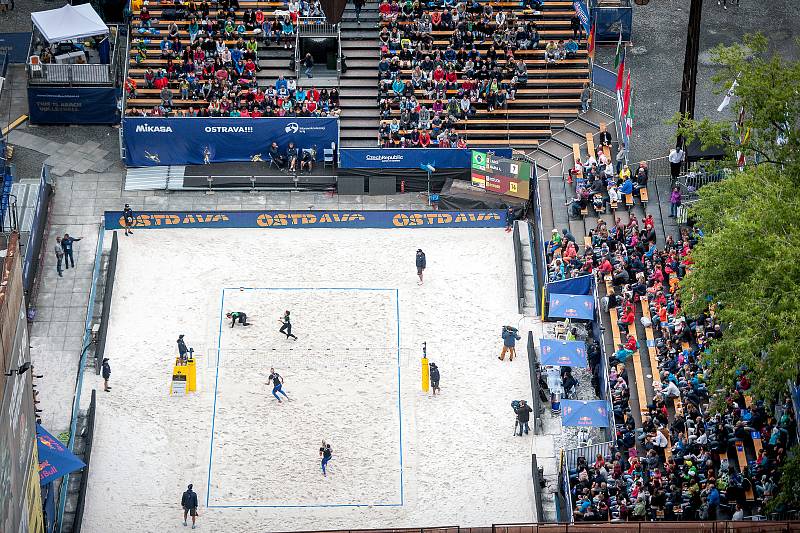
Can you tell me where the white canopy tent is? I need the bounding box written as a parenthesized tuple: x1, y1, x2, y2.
(31, 4, 108, 43)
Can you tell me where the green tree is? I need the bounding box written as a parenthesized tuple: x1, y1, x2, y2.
(670, 34, 800, 402)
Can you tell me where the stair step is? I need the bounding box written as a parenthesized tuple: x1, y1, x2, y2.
(338, 97, 378, 107)
(341, 138, 377, 148)
(340, 128, 378, 139)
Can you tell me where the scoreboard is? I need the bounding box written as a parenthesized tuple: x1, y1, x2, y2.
(470, 150, 531, 200)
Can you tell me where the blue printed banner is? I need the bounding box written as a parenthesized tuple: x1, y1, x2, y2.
(539, 338, 588, 367)
(37, 424, 86, 485)
(28, 86, 119, 125)
(339, 148, 513, 169)
(104, 210, 505, 230)
(123, 117, 339, 167)
(562, 400, 611, 427)
(0, 32, 33, 63)
(548, 293, 595, 320)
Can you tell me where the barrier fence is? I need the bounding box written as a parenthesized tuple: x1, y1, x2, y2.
(528, 331, 543, 435)
(513, 221, 525, 315)
(57, 222, 105, 532)
(276, 524, 800, 533)
(555, 450, 571, 523)
(95, 231, 118, 374)
(564, 441, 614, 471)
(72, 389, 97, 533)
(531, 454, 545, 522)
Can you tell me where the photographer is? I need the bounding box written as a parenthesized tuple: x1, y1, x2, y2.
(499, 325, 521, 361)
(514, 399, 532, 436)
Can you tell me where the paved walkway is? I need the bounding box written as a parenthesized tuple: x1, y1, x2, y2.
(30, 168, 429, 433)
(10, 132, 115, 175)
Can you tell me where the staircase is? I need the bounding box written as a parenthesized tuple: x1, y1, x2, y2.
(338, 0, 380, 147)
(517, 221, 538, 316)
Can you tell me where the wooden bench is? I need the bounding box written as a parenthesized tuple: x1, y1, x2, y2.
(585, 132, 595, 159)
(752, 430, 763, 457)
(639, 186, 649, 206)
(604, 274, 614, 296)
(608, 306, 622, 349)
(733, 440, 756, 499)
(583, 235, 591, 249)
(624, 193, 634, 208)
(627, 322, 649, 417)
(609, 199, 618, 211)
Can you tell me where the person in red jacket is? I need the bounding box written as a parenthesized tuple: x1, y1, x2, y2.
(419, 129, 431, 147)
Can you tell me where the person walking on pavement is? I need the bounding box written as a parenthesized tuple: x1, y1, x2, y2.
(181, 484, 199, 529)
(429, 362, 440, 395)
(499, 325, 521, 361)
(267, 367, 290, 403)
(61, 233, 82, 269)
(55, 237, 65, 277)
(514, 399, 533, 436)
(415, 249, 426, 285)
(278, 310, 298, 340)
(123, 203, 135, 236)
(101, 358, 112, 392)
(320, 440, 333, 476)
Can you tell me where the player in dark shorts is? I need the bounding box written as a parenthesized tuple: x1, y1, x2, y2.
(226, 311, 251, 327)
(278, 310, 298, 340)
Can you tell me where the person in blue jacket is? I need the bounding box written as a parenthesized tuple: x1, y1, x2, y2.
(61, 233, 82, 269)
(619, 175, 634, 197)
(415, 249, 426, 285)
(499, 325, 521, 361)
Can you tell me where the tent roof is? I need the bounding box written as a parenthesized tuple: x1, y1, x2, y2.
(31, 4, 108, 43)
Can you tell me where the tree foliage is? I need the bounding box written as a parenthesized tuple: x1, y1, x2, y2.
(670, 34, 800, 403)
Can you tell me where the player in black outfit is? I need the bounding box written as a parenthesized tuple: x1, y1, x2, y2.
(278, 310, 297, 340)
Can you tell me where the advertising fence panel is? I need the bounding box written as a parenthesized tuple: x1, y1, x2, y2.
(27, 86, 119, 125)
(122, 117, 339, 167)
(104, 210, 506, 230)
(0, 33, 32, 64)
(339, 148, 513, 169)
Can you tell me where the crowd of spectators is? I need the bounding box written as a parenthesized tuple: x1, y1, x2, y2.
(126, 0, 338, 117)
(549, 212, 796, 521)
(376, 0, 580, 147)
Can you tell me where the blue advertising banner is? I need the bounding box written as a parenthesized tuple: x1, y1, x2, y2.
(28, 86, 119, 125)
(339, 148, 513, 169)
(37, 424, 86, 485)
(123, 117, 339, 167)
(548, 293, 595, 320)
(104, 209, 505, 230)
(0, 33, 32, 64)
(548, 274, 594, 296)
(539, 339, 588, 367)
(561, 400, 611, 427)
(593, 6, 633, 42)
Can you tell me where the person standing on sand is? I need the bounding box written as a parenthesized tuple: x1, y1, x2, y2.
(416, 249, 426, 285)
(181, 484, 199, 529)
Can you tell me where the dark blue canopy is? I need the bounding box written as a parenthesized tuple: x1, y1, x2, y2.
(539, 338, 588, 367)
(548, 293, 595, 320)
(37, 424, 86, 485)
(561, 400, 611, 427)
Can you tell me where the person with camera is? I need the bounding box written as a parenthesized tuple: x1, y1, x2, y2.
(515, 399, 533, 436)
(499, 325, 521, 361)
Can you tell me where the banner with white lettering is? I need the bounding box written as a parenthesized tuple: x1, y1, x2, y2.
(104, 210, 506, 230)
(122, 117, 339, 166)
(339, 148, 513, 169)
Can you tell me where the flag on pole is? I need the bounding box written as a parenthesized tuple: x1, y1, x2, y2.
(625, 95, 634, 137)
(622, 70, 631, 116)
(615, 53, 625, 91)
(587, 21, 596, 61)
(613, 31, 623, 69)
(717, 79, 738, 112)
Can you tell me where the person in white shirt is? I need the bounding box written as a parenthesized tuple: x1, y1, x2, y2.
(669, 146, 685, 178)
(652, 428, 668, 449)
(662, 380, 681, 399)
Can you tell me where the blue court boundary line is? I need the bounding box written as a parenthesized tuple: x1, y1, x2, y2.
(206, 287, 404, 509)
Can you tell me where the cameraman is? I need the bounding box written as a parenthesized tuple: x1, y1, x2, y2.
(499, 325, 521, 361)
(515, 399, 533, 436)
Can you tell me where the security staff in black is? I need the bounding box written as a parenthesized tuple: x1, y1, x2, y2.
(226, 311, 250, 327)
(279, 310, 298, 340)
(123, 203, 135, 236)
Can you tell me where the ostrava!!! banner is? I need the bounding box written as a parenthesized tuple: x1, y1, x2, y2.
(104, 210, 506, 230)
(122, 117, 339, 166)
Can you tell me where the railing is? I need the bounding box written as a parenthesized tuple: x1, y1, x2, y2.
(28, 25, 120, 86)
(528, 331, 543, 435)
(564, 441, 614, 471)
(297, 17, 338, 36)
(336, 21, 343, 75)
(57, 222, 105, 533)
(589, 86, 616, 119)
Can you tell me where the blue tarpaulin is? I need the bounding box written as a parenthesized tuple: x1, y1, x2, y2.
(561, 400, 611, 427)
(548, 293, 595, 320)
(539, 338, 588, 367)
(28, 86, 119, 125)
(547, 275, 594, 296)
(37, 424, 86, 485)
